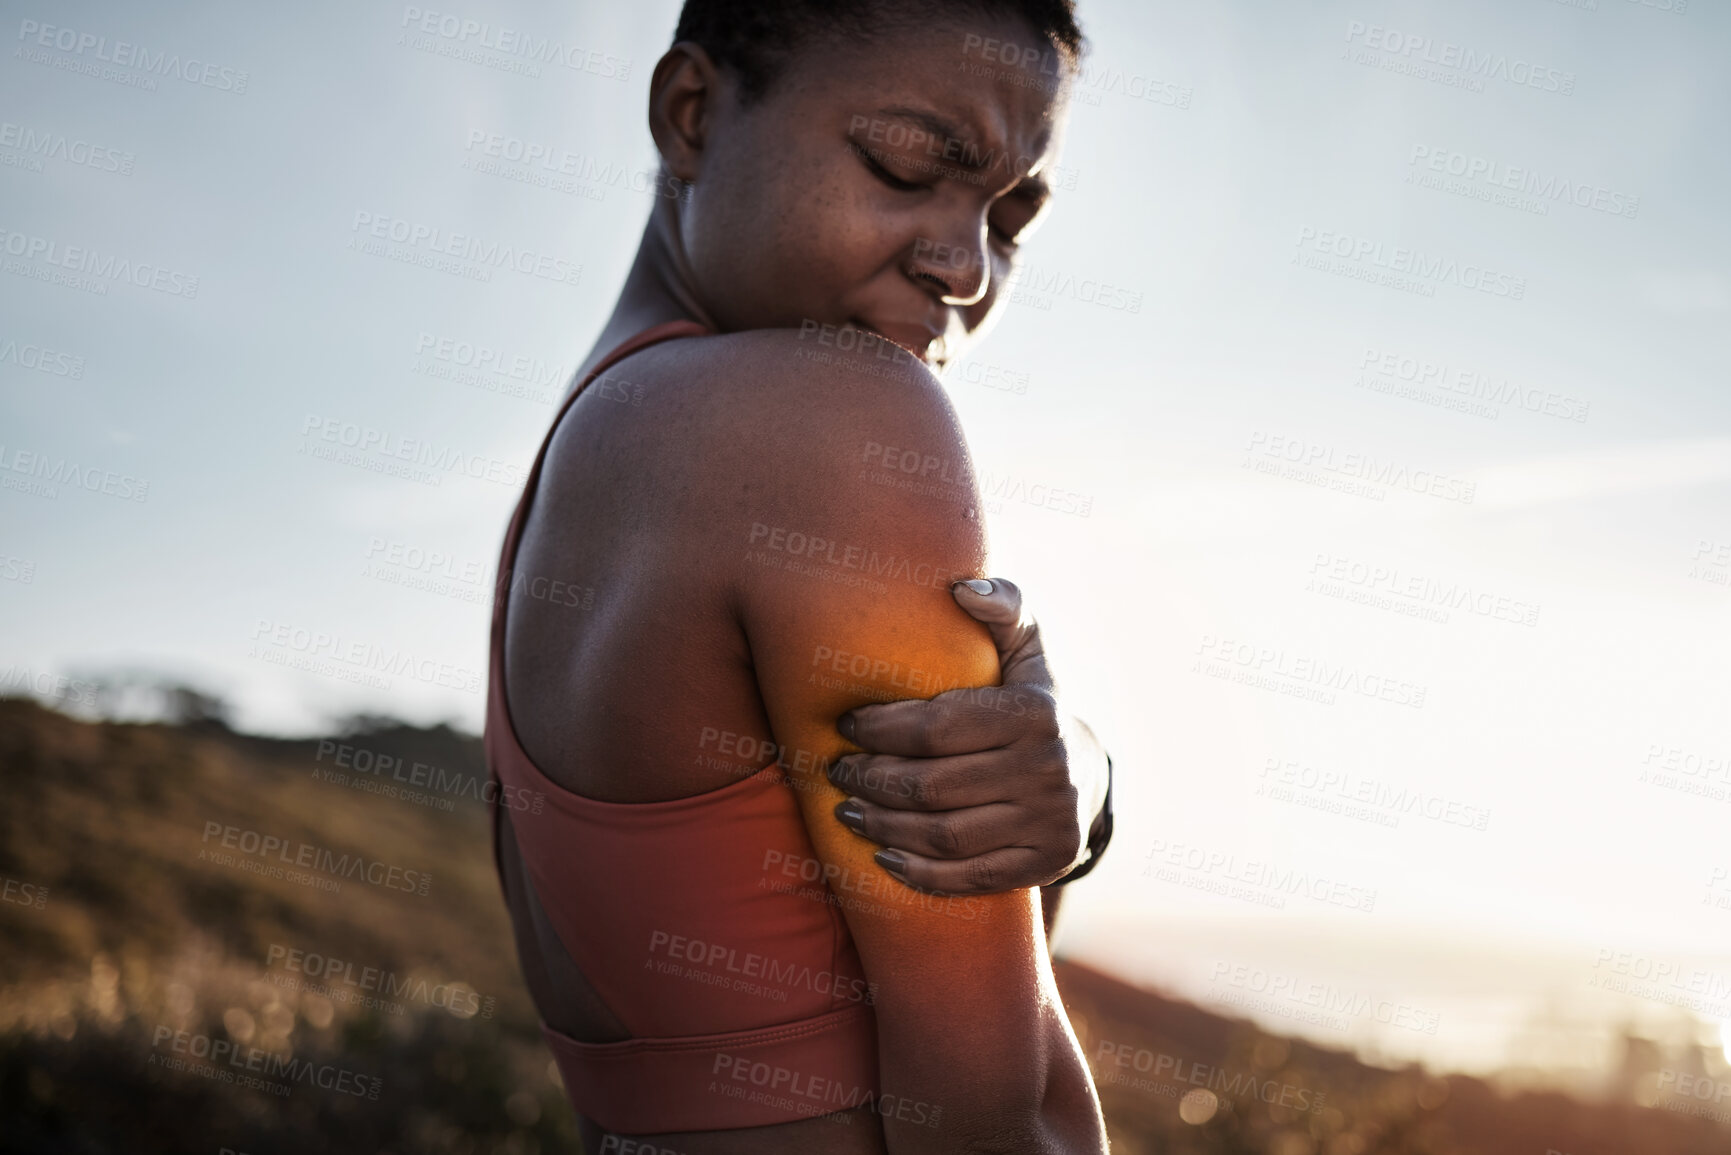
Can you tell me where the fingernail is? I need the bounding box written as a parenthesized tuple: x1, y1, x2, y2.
(835, 799, 865, 831)
(837, 713, 856, 742)
(962, 578, 993, 596)
(874, 849, 907, 878)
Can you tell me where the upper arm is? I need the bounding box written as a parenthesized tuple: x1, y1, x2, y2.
(703, 331, 1084, 1145)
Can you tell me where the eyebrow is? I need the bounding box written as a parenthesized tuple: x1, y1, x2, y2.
(868, 105, 1053, 197)
(876, 106, 980, 160)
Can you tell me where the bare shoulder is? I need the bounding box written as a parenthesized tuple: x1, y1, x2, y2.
(617, 327, 982, 517)
(628, 326, 964, 446)
(570, 326, 988, 613)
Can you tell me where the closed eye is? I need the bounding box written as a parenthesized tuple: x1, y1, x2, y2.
(854, 145, 929, 193)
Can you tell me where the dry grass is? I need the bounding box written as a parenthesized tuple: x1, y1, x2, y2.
(2, 696, 1725, 1154)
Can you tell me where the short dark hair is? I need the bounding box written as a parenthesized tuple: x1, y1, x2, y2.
(672, 0, 1085, 103)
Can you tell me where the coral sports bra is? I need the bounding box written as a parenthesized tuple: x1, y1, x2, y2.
(485, 321, 880, 1134)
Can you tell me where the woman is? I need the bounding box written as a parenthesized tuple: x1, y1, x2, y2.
(486, 1, 1112, 1150)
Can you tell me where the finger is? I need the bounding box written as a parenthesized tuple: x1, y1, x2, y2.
(950, 577, 1051, 687)
(841, 682, 1056, 759)
(834, 796, 1024, 860)
(828, 751, 1011, 810)
(873, 845, 1054, 897)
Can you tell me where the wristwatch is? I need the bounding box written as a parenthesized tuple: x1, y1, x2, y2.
(1052, 753, 1113, 886)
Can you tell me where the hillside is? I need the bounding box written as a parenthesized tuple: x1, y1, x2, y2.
(0, 697, 558, 1154)
(0, 698, 1724, 1153)
(1056, 962, 1728, 1155)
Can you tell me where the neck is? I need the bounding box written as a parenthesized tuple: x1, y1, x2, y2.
(587, 188, 718, 367)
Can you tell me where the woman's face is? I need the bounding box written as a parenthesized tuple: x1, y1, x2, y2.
(660, 16, 1072, 370)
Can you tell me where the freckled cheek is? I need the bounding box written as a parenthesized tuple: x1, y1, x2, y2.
(769, 221, 860, 305)
(781, 204, 894, 300)
(699, 193, 811, 306)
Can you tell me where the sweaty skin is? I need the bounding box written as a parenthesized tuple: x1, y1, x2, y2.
(602, 10, 1110, 895)
(831, 576, 1112, 909)
(496, 12, 1107, 1153)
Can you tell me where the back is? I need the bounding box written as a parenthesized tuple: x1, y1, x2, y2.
(494, 325, 894, 1150)
(493, 325, 1098, 1154)
(504, 329, 781, 803)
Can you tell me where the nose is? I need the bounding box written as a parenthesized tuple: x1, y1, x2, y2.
(907, 228, 990, 307)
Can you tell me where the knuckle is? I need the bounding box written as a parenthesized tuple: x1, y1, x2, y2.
(1031, 695, 1062, 735)
(964, 856, 1002, 893)
(904, 773, 937, 808)
(1023, 737, 1066, 785)
(1042, 736, 1072, 777)
(908, 711, 933, 751)
(889, 857, 923, 888)
(929, 816, 966, 858)
(1055, 779, 1081, 812)
(858, 757, 897, 798)
(961, 759, 998, 799)
(1012, 686, 1059, 729)
(915, 702, 951, 747)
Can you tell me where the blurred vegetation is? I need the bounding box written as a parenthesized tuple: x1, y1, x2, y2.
(0, 694, 573, 1154)
(0, 691, 1726, 1153)
(1059, 963, 1730, 1154)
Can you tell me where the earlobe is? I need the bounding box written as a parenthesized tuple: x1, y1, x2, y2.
(647, 43, 717, 184)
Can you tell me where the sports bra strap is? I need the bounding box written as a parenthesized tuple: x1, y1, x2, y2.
(564, 319, 712, 416)
(493, 319, 711, 636)
(487, 316, 887, 1133)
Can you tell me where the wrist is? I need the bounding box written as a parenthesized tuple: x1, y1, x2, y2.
(1061, 713, 1110, 827)
(1053, 753, 1113, 886)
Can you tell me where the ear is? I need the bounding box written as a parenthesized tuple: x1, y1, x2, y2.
(648, 43, 721, 184)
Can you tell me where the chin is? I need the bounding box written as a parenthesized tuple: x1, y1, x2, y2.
(840, 318, 931, 364)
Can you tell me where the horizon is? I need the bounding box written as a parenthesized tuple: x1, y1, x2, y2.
(4, 0, 1729, 1123)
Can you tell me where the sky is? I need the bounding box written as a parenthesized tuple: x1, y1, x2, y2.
(3, 0, 1729, 1089)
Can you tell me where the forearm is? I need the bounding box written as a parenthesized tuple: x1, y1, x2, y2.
(1024, 1039, 1110, 1155)
(884, 1018, 1106, 1155)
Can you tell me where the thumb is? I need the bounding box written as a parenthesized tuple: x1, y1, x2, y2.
(951, 577, 1051, 686)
